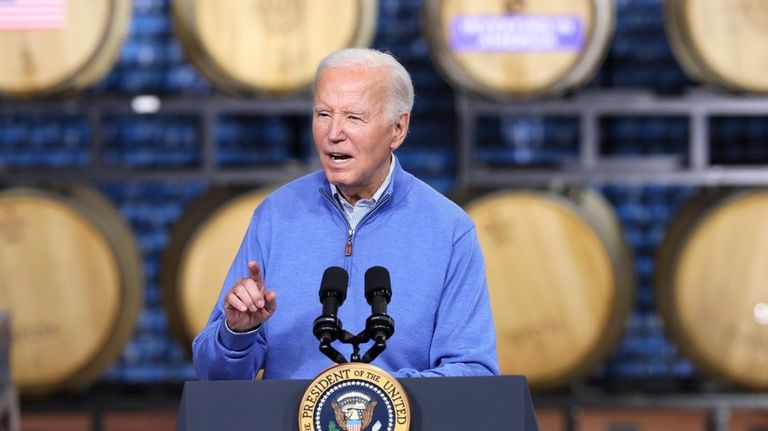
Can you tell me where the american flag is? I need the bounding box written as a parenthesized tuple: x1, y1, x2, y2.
(0, 0, 66, 30)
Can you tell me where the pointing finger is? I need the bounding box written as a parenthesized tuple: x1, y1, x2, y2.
(248, 261, 263, 287)
(242, 278, 265, 309)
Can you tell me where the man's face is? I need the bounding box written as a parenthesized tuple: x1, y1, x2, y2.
(312, 66, 409, 203)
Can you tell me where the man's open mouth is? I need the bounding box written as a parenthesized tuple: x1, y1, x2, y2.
(329, 153, 352, 161)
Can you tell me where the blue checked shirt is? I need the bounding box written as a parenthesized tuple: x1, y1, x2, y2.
(330, 155, 396, 231)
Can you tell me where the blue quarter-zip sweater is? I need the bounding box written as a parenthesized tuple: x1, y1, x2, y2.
(192, 159, 499, 379)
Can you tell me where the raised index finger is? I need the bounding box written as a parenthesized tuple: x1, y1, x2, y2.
(248, 261, 263, 287)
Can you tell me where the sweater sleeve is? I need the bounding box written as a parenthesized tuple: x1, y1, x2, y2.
(394, 226, 500, 378)
(191, 209, 269, 380)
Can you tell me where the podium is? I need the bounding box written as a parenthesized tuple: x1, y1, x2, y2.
(175, 375, 538, 430)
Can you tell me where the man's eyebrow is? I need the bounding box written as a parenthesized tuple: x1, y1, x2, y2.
(313, 107, 367, 117)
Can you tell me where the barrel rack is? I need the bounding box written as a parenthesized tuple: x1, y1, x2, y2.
(3, 89, 768, 431)
(0, 95, 315, 185)
(0, 311, 18, 431)
(456, 88, 768, 188)
(454, 89, 768, 431)
(3, 88, 768, 186)
(457, 91, 768, 429)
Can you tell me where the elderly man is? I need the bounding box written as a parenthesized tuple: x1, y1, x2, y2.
(192, 48, 498, 379)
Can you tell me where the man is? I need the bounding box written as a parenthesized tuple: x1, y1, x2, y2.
(193, 48, 498, 379)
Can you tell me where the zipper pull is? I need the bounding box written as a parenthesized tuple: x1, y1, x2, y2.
(345, 229, 353, 256)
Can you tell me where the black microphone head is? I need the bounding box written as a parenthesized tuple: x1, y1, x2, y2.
(364, 266, 391, 304)
(319, 266, 348, 305)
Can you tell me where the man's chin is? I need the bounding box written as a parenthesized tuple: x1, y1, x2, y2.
(329, 179, 352, 190)
(323, 168, 351, 183)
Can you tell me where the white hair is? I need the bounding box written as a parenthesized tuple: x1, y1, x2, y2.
(313, 48, 414, 122)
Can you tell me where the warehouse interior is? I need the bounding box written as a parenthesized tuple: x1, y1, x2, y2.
(1, 0, 768, 430)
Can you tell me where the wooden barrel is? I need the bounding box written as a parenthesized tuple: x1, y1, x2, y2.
(0, 0, 131, 99)
(665, 1, 768, 93)
(422, 0, 615, 100)
(464, 187, 634, 390)
(655, 188, 768, 389)
(161, 187, 273, 353)
(0, 185, 142, 396)
(171, 0, 378, 96)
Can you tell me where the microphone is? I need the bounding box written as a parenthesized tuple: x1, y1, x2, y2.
(313, 266, 348, 344)
(364, 266, 394, 342)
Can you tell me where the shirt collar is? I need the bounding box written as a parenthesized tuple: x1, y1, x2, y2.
(330, 154, 397, 205)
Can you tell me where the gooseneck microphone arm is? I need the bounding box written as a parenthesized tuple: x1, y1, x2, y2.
(313, 266, 349, 364)
(320, 335, 347, 365)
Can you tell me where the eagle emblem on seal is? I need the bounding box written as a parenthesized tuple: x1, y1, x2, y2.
(330, 391, 378, 431)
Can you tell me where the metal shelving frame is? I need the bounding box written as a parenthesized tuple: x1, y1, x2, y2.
(456, 89, 768, 188)
(0, 95, 316, 185)
(4, 90, 768, 430)
(0, 96, 316, 430)
(455, 89, 768, 431)
(0, 312, 17, 431)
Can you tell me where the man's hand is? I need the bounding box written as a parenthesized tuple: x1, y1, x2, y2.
(224, 261, 277, 332)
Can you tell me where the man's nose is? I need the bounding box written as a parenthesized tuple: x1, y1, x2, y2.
(328, 117, 346, 142)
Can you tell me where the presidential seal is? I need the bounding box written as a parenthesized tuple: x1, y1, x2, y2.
(298, 362, 410, 431)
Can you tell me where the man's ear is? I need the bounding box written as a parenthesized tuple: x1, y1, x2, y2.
(390, 112, 410, 151)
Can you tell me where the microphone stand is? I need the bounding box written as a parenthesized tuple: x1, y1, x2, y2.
(340, 329, 385, 363)
(318, 324, 389, 364)
(319, 337, 347, 364)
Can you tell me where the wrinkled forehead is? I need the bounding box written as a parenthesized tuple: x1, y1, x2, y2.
(314, 66, 389, 106)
